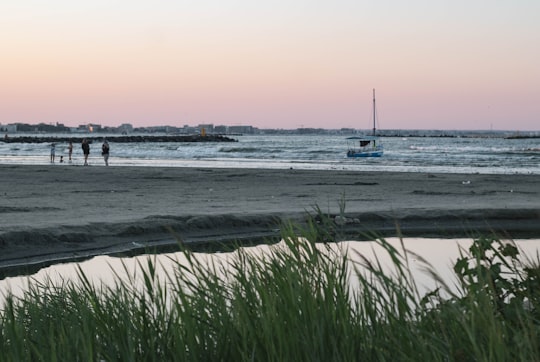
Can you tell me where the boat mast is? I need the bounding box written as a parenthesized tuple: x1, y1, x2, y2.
(372, 88, 376, 136)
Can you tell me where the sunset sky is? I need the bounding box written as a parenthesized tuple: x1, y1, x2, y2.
(1, 1, 539, 130)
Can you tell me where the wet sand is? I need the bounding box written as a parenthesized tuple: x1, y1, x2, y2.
(1, 164, 539, 276)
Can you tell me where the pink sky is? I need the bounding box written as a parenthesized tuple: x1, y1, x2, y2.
(1, 1, 539, 130)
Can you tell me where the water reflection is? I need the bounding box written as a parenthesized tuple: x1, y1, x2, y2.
(1, 238, 539, 303)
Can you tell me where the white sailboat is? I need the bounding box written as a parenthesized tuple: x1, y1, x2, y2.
(346, 89, 384, 157)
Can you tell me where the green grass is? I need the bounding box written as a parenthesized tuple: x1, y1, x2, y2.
(1, 217, 539, 361)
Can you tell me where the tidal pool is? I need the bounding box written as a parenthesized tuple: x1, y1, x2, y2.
(1, 237, 539, 304)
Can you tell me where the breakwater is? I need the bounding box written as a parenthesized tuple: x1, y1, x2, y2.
(1, 134, 238, 143)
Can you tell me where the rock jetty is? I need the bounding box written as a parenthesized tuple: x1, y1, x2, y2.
(1, 134, 238, 144)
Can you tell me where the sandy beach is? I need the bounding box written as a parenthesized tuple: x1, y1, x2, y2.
(1, 164, 539, 276)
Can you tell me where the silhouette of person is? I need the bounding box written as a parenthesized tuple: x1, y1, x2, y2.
(102, 140, 110, 166)
(50, 143, 56, 163)
(82, 139, 90, 165)
(68, 141, 73, 162)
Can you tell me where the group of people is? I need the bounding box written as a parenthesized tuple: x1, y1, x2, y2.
(50, 139, 110, 166)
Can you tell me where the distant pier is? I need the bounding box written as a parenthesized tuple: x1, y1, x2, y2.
(1, 134, 238, 144)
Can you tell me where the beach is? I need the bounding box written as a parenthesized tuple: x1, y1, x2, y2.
(1, 164, 539, 276)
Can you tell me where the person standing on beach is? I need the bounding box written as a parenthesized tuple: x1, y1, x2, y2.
(102, 140, 110, 166)
(68, 141, 73, 162)
(82, 139, 90, 166)
(50, 143, 56, 163)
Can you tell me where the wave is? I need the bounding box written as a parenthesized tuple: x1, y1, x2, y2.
(219, 147, 283, 154)
(308, 149, 335, 155)
(219, 147, 260, 153)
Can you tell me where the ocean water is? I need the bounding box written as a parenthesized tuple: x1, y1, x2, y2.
(0, 134, 539, 174)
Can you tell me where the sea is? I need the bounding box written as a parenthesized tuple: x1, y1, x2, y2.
(1, 133, 539, 174)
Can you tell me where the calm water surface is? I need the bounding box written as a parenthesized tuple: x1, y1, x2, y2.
(2, 238, 539, 303)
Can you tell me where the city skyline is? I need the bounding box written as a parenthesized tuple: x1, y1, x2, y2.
(2, 1, 539, 131)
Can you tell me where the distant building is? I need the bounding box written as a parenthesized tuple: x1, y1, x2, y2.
(214, 125, 227, 134)
(119, 123, 134, 134)
(228, 125, 254, 134)
(296, 128, 326, 134)
(198, 124, 214, 134)
(76, 124, 101, 132)
(88, 123, 102, 132)
(340, 128, 356, 134)
(1, 124, 18, 133)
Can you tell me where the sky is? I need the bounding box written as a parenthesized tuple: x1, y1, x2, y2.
(1, 1, 539, 130)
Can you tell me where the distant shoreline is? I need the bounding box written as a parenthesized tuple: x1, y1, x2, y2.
(2, 128, 539, 140)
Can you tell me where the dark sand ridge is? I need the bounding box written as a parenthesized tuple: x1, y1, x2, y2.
(1, 165, 539, 277)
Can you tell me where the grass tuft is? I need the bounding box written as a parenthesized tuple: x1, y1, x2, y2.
(1, 214, 539, 361)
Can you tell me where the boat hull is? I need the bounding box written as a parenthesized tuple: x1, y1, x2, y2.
(347, 150, 384, 158)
